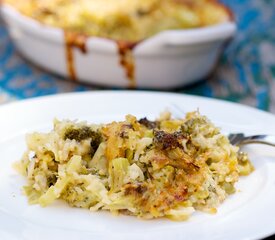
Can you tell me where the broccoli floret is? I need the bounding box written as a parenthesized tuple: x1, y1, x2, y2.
(64, 126, 97, 141)
(64, 126, 102, 155)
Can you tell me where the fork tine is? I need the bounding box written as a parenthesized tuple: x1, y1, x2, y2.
(228, 133, 245, 145)
(228, 134, 238, 144)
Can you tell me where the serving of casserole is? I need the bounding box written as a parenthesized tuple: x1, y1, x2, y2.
(15, 110, 253, 220)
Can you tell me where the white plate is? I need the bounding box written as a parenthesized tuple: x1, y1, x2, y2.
(0, 91, 275, 240)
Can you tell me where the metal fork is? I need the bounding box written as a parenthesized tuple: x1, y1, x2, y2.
(169, 103, 275, 147)
(228, 133, 275, 147)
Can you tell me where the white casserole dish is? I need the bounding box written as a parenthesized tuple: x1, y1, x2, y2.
(0, 4, 236, 89)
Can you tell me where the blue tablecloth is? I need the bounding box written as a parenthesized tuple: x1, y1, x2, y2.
(1, 0, 275, 113)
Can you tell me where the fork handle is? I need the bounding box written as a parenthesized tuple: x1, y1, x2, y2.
(240, 135, 275, 147)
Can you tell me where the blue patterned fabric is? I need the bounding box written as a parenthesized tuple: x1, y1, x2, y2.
(183, 0, 275, 112)
(1, 0, 275, 113)
(0, 21, 89, 101)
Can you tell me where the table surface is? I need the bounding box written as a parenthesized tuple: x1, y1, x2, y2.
(0, 1, 275, 239)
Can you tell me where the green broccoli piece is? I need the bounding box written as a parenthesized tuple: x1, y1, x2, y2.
(64, 126, 102, 155)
